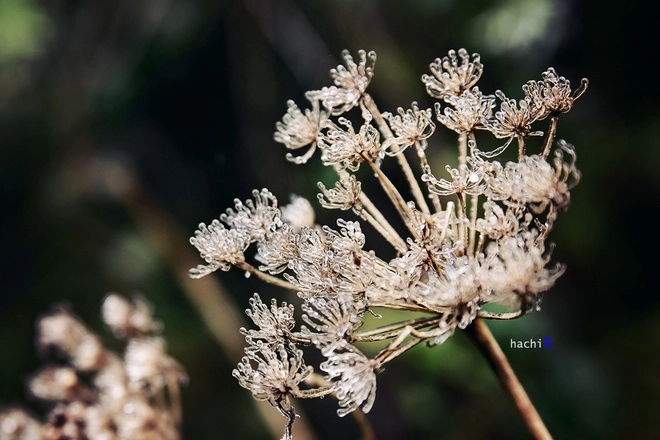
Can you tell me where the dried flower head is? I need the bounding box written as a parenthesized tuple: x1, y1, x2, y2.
(435, 86, 495, 134)
(422, 48, 483, 99)
(189, 48, 586, 438)
(274, 96, 327, 164)
(382, 102, 436, 156)
(523, 67, 589, 118)
(313, 49, 377, 116)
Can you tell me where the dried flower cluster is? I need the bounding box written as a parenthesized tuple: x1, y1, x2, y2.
(189, 48, 587, 438)
(0, 294, 187, 440)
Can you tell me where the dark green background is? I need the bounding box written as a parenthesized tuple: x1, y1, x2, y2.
(1, 0, 656, 439)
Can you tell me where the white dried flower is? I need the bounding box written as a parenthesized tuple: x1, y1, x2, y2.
(479, 230, 565, 309)
(256, 223, 299, 275)
(475, 201, 527, 240)
(486, 144, 579, 216)
(36, 309, 106, 371)
(28, 366, 85, 402)
(188, 48, 586, 435)
(1, 294, 186, 440)
(0, 408, 42, 440)
(189, 189, 282, 278)
(101, 293, 162, 338)
(274, 95, 327, 164)
(280, 195, 315, 232)
(422, 48, 483, 99)
(523, 67, 588, 118)
(220, 188, 281, 242)
(301, 292, 363, 355)
(314, 49, 377, 116)
(319, 118, 381, 171)
(382, 102, 435, 155)
(241, 293, 296, 345)
(481, 90, 545, 139)
(233, 341, 312, 416)
(124, 337, 187, 396)
(320, 347, 379, 417)
(317, 173, 362, 213)
(435, 87, 495, 134)
(116, 396, 179, 440)
(189, 221, 249, 276)
(423, 164, 486, 197)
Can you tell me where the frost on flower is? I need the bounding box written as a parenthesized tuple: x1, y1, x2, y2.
(189, 189, 281, 278)
(280, 195, 315, 232)
(319, 118, 381, 171)
(482, 90, 545, 139)
(422, 48, 483, 99)
(479, 230, 565, 310)
(189, 48, 586, 434)
(314, 49, 377, 116)
(523, 67, 588, 118)
(301, 291, 363, 355)
(435, 87, 494, 134)
(320, 347, 379, 417)
(317, 173, 362, 213)
(274, 95, 327, 164)
(241, 293, 296, 345)
(233, 340, 312, 439)
(382, 102, 436, 156)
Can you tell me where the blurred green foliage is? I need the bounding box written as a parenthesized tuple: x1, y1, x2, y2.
(1, 0, 658, 439)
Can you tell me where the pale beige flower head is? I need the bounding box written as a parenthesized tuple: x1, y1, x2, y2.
(435, 86, 495, 134)
(274, 95, 327, 165)
(422, 48, 483, 99)
(523, 67, 589, 118)
(314, 49, 377, 116)
(382, 102, 436, 156)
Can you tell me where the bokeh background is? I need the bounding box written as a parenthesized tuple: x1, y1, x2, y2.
(1, 0, 657, 439)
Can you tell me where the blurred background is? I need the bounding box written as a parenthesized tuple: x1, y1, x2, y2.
(1, 0, 657, 439)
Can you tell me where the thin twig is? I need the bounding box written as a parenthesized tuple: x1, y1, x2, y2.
(236, 261, 299, 291)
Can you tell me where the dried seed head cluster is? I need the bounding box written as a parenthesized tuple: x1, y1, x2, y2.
(189, 48, 587, 439)
(0, 294, 187, 440)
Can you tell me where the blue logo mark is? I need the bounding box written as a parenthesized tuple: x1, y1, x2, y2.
(543, 336, 552, 349)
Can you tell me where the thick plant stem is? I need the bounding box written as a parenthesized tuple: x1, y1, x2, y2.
(465, 319, 552, 440)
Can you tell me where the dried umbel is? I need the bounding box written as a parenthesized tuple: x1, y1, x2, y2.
(0, 294, 187, 440)
(189, 48, 587, 438)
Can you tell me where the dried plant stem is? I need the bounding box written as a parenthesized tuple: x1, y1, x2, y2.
(366, 158, 419, 237)
(416, 146, 442, 213)
(468, 193, 479, 257)
(362, 94, 431, 216)
(517, 134, 526, 160)
(235, 261, 299, 291)
(541, 116, 558, 159)
(465, 319, 552, 440)
(458, 133, 468, 168)
(350, 407, 377, 440)
(358, 205, 408, 253)
(355, 315, 443, 341)
(397, 152, 431, 214)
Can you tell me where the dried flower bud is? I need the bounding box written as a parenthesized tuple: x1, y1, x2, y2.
(280, 195, 315, 232)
